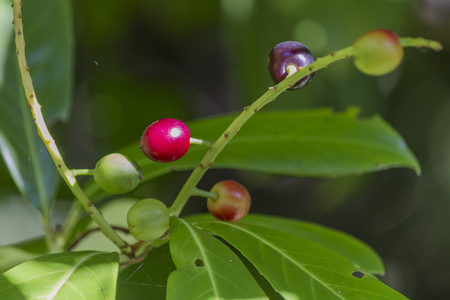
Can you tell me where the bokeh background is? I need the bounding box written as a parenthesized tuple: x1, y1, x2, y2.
(1, 0, 450, 299)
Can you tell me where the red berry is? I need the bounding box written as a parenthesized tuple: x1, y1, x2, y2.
(268, 41, 315, 90)
(207, 180, 251, 222)
(353, 29, 404, 76)
(140, 118, 190, 163)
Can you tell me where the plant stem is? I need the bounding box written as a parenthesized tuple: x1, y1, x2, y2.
(169, 36, 442, 217)
(169, 45, 353, 216)
(72, 169, 95, 176)
(12, 0, 132, 255)
(192, 187, 217, 200)
(190, 137, 214, 148)
(399, 37, 443, 51)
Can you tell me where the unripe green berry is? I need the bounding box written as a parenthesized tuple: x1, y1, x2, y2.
(353, 29, 404, 76)
(93, 153, 143, 194)
(127, 198, 170, 241)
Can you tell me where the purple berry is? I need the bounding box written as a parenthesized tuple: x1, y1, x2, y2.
(268, 41, 315, 90)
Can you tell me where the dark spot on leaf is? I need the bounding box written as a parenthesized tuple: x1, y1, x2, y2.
(352, 270, 365, 279)
(194, 258, 204, 267)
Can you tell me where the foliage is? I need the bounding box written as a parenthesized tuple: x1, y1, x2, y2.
(0, 0, 448, 299)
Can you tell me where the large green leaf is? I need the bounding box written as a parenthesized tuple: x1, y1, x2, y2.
(195, 220, 408, 300)
(167, 217, 267, 299)
(0, 0, 73, 211)
(241, 214, 385, 275)
(85, 107, 420, 200)
(0, 251, 119, 299)
(187, 213, 385, 275)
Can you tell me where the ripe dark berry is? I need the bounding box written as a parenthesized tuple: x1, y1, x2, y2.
(127, 198, 170, 241)
(207, 180, 251, 222)
(140, 118, 190, 163)
(353, 29, 404, 76)
(268, 41, 315, 90)
(93, 153, 143, 194)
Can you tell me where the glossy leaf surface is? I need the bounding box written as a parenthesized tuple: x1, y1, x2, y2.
(187, 213, 385, 275)
(195, 220, 408, 300)
(0, 237, 48, 274)
(85, 107, 420, 200)
(0, 251, 119, 299)
(167, 217, 267, 300)
(117, 243, 175, 300)
(0, 0, 73, 211)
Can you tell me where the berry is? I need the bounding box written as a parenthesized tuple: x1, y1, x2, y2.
(207, 180, 251, 222)
(127, 198, 170, 241)
(353, 29, 404, 76)
(267, 41, 315, 90)
(93, 153, 143, 194)
(140, 118, 190, 163)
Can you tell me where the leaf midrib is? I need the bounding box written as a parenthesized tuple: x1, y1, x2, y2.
(43, 252, 98, 299)
(179, 219, 220, 299)
(213, 222, 347, 300)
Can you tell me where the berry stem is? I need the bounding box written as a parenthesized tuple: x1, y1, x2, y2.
(169, 36, 442, 217)
(12, 0, 132, 255)
(190, 137, 214, 148)
(72, 169, 95, 176)
(192, 187, 217, 200)
(399, 37, 443, 51)
(286, 64, 298, 77)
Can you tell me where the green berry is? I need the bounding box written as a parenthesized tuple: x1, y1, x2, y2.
(127, 198, 170, 241)
(93, 153, 143, 194)
(353, 29, 404, 76)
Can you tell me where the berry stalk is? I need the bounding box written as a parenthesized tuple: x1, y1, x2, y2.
(12, 0, 132, 255)
(399, 37, 443, 51)
(72, 169, 95, 176)
(169, 36, 442, 217)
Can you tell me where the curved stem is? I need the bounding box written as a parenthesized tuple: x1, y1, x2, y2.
(399, 37, 442, 51)
(169, 36, 442, 217)
(66, 226, 130, 252)
(12, 0, 132, 255)
(169, 45, 354, 216)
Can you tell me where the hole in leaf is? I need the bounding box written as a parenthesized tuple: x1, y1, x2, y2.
(194, 258, 205, 267)
(352, 270, 365, 279)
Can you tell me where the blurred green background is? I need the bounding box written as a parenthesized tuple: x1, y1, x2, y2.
(1, 0, 450, 299)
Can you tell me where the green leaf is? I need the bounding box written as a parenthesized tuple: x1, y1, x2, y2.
(116, 107, 418, 186)
(241, 214, 385, 275)
(84, 108, 419, 201)
(0, 237, 48, 274)
(0, 251, 119, 299)
(187, 213, 385, 275)
(117, 243, 175, 300)
(0, 0, 74, 211)
(167, 217, 267, 300)
(195, 220, 408, 300)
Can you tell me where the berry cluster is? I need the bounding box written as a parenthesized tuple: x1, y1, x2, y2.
(92, 28, 406, 241)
